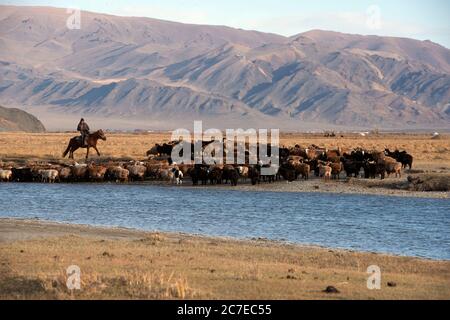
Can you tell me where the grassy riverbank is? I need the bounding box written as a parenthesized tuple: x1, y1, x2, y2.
(0, 219, 449, 300)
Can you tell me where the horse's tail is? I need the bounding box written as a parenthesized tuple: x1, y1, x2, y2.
(62, 142, 71, 158)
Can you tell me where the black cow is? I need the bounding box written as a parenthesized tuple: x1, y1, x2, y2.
(279, 166, 296, 182)
(11, 167, 33, 182)
(343, 159, 363, 177)
(222, 166, 239, 186)
(385, 149, 413, 169)
(189, 165, 209, 185)
(208, 166, 223, 185)
(279, 147, 290, 163)
(363, 160, 386, 180)
(248, 165, 261, 185)
(158, 143, 174, 156)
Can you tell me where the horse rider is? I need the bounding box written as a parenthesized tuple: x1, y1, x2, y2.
(77, 118, 90, 147)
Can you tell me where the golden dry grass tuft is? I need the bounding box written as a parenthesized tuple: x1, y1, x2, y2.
(0, 235, 196, 300)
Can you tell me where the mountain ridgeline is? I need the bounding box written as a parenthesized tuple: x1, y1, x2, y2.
(0, 5, 449, 129)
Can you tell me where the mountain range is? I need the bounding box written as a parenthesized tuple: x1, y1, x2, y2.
(0, 5, 449, 130)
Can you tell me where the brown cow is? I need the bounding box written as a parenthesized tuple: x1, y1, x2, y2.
(58, 166, 72, 181)
(326, 149, 340, 160)
(71, 164, 88, 182)
(329, 162, 343, 179)
(88, 164, 107, 182)
(106, 166, 129, 182)
(296, 163, 310, 180)
(372, 151, 386, 163)
(126, 163, 147, 181)
(382, 158, 402, 178)
(318, 163, 332, 181)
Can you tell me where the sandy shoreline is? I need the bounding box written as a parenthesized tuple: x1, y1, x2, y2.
(1, 218, 449, 299)
(2, 178, 449, 199)
(0, 217, 440, 259)
(179, 178, 450, 199)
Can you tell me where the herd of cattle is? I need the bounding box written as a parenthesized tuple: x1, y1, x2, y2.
(0, 142, 413, 186)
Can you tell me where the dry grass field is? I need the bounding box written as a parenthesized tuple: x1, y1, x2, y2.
(0, 131, 449, 170)
(1, 219, 449, 300)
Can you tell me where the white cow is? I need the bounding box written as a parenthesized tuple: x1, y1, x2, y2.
(171, 168, 183, 185)
(38, 169, 59, 183)
(0, 169, 12, 182)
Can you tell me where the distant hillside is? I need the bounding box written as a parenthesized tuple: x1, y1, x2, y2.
(0, 106, 46, 132)
(0, 5, 449, 130)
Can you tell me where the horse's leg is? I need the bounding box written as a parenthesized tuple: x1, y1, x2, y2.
(63, 144, 71, 158)
(86, 147, 90, 159)
(71, 145, 80, 160)
(70, 146, 76, 159)
(94, 146, 101, 156)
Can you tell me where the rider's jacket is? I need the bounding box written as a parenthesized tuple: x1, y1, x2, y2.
(77, 122, 90, 133)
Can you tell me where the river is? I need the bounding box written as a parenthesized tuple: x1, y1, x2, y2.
(1, 183, 449, 260)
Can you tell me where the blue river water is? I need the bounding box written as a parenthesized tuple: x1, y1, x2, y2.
(0, 183, 449, 260)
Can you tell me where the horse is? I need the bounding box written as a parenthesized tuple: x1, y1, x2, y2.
(62, 129, 107, 159)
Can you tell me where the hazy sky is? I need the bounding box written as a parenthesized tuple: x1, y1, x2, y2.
(2, 0, 449, 47)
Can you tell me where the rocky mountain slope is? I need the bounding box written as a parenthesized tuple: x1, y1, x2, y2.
(0, 105, 46, 132)
(0, 5, 449, 130)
